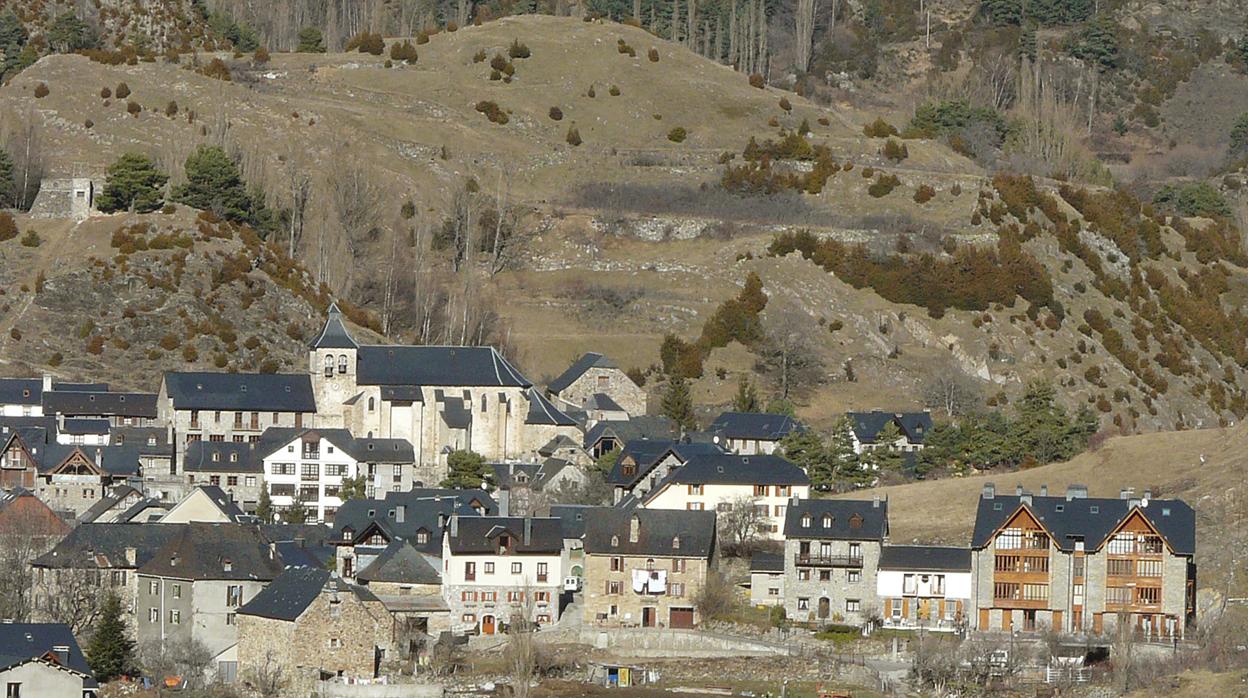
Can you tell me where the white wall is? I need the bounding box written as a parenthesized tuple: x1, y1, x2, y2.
(877, 570, 972, 600)
(263, 436, 360, 522)
(644, 482, 810, 540)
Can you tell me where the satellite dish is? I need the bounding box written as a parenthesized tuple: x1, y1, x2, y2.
(1140, 499, 1149, 507)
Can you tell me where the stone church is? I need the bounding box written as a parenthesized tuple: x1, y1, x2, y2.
(310, 304, 580, 485)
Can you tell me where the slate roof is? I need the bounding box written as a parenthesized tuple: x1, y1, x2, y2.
(491, 459, 580, 492)
(549, 504, 594, 539)
(440, 397, 471, 429)
(583, 393, 624, 412)
(583, 416, 677, 450)
(137, 522, 284, 581)
(332, 492, 480, 556)
(252, 427, 415, 464)
(783, 499, 889, 541)
(61, 418, 111, 435)
(110, 426, 172, 455)
(0, 378, 43, 406)
(182, 441, 263, 473)
(547, 352, 619, 394)
(447, 516, 563, 554)
(651, 453, 810, 488)
(750, 552, 784, 573)
(357, 539, 442, 585)
(525, 388, 578, 427)
(709, 412, 802, 441)
(605, 439, 725, 488)
(237, 566, 378, 622)
(162, 372, 317, 412)
(33, 523, 184, 569)
(583, 507, 716, 557)
(399, 488, 498, 514)
(0, 623, 95, 685)
(310, 303, 360, 350)
(878, 545, 971, 572)
(848, 411, 933, 445)
(41, 444, 142, 476)
(43, 390, 158, 418)
(78, 485, 141, 522)
(970, 491, 1196, 555)
(356, 346, 530, 387)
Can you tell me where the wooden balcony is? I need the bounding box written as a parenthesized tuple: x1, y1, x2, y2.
(795, 553, 863, 568)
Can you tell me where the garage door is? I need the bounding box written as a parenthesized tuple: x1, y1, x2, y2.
(670, 607, 695, 629)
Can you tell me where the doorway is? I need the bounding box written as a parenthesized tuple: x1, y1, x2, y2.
(642, 607, 656, 627)
(817, 597, 830, 619)
(482, 615, 495, 635)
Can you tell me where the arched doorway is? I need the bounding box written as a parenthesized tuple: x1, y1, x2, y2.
(482, 615, 496, 635)
(817, 597, 830, 620)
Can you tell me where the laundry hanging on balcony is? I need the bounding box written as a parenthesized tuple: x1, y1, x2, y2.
(632, 569, 668, 594)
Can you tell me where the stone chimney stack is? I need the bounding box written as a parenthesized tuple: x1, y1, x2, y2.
(982, 482, 996, 499)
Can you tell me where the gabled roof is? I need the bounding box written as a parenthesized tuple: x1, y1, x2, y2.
(162, 486, 248, 523)
(878, 545, 971, 572)
(182, 441, 262, 473)
(709, 412, 802, 441)
(162, 372, 317, 412)
(605, 439, 725, 488)
(33, 523, 185, 569)
(110, 426, 172, 455)
(970, 491, 1195, 555)
(447, 516, 563, 555)
(0, 623, 95, 684)
(43, 390, 158, 418)
(583, 507, 716, 558)
(491, 458, 580, 492)
(783, 498, 889, 541)
(78, 485, 142, 523)
(583, 416, 677, 450)
(0, 378, 43, 406)
(252, 427, 415, 464)
(549, 504, 594, 539)
(750, 552, 784, 573)
(357, 539, 442, 585)
(356, 346, 531, 388)
(525, 388, 578, 427)
(41, 444, 141, 476)
(237, 566, 332, 621)
(547, 352, 620, 394)
(331, 493, 476, 556)
(137, 522, 284, 581)
(310, 303, 360, 350)
(848, 411, 933, 444)
(651, 453, 810, 489)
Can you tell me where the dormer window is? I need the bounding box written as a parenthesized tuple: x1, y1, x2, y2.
(229, 453, 238, 463)
(801, 514, 812, 528)
(849, 513, 862, 529)
(672, 536, 680, 550)
(212, 452, 220, 462)
(223, 559, 233, 572)
(822, 514, 833, 528)
(611, 535, 619, 547)
(417, 531, 429, 544)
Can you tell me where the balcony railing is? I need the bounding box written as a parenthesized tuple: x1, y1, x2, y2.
(795, 553, 863, 568)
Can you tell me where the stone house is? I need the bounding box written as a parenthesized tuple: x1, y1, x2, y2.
(27, 177, 99, 220)
(707, 412, 803, 456)
(782, 498, 889, 626)
(156, 371, 316, 468)
(442, 515, 564, 635)
(43, 388, 158, 428)
(583, 416, 676, 460)
(134, 523, 285, 681)
(606, 439, 724, 505)
(0, 623, 98, 697)
(182, 442, 264, 512)
(546, 352, 647, 417)
(113, 426, 178, 502)
(256, 427, 415, 523)
(877, 545, 971, 631)
(640, 453, 811, 539)
(969, 483, 1195, 639)
(309, 304, 581, 485)
(236, 566, 393, 694)
(490, 458, 589, 516)
(34, 445, 142, 518)
(582, 508, 716, 629)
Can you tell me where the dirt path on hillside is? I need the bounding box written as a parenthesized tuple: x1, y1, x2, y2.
(0, 218, 84, 366)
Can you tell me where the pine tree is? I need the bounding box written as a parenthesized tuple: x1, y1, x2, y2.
(172, 145, 254, 223)
(733, 376, 761, 412)
(283, 501, 310, 523)
(866, 421, 906, 473)
(441, 450, 489, 489)
(96, 153, 168, 213)
(339, 473, 368, 500)
(87, 591, 133, 682)
(255, 487, 273, 524)
(297, 26, 326, 52)
(661, 375, 697, 432)
(1019, 23, 1037, 60)
(826, 415, 864, 485)
(0, 150, 15, 209)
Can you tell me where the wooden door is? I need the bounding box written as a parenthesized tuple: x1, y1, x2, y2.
(919, 598, 930, 620)
(978, 608, 989, 629)
(670, 607, 695, 629)
(482, 615, 495, 635)
(817, 597, 830, 619)
(642, 607, 656, 627)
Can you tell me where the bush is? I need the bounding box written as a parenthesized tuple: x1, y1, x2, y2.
(566, 126, 582, 146)
(115, 82, 130, 98)
(297, 26, 325, 52)
(9, 328, 19, 341)
(347, 31, 384, 55)
(914, 184, 936, 203)
(48, 352, 63, 367)
(779, 97, 792, 112)
(882, 138, 908, 162)
(0, 212, 17, 241)
(20, 230, 41, 247)
(868, 174, 901, 198)
(100, 86, 111, 99)
(126, 100, 141, 117)
(475, 101, 509, 125)
(200, 58, 231, 81)
(667, 127, 687, 143)
(508, 39, 530, 59)
(182, 344, 198, 362)
(33, 82, 48, 98)
(254, 46, 270, 64)
(390, 40, 418, 62)
(609, 85, 621, 96)
(165, 101, 178, 117)
(549, 106, 563, 121)
(416, 31, 430, 44)
(473, 49, 487, 63)
(863, 117, 898, 138)
(86, 335, 105, 355)
(1153, 182, 1231, 218)
(648, 47, 659, 62)
(748, 73, 765, 88)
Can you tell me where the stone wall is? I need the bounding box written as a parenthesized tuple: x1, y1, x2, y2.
(581, 553, 707, 628)
(782, 538, 881, 626)
(557, 367, 647, 416)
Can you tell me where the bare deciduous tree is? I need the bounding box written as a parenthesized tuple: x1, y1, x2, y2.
(506, 581, 539, 698)
(244, 647, 288, 697)
(36, 568, 105, 635)
(330, 152, 385, 290)
(759, 301, 824, 400)
(717, 494, 765, 557)
(922, 369, 981, 417)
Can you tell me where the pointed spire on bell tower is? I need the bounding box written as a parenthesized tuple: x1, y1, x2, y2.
(311, 302, 359, 350)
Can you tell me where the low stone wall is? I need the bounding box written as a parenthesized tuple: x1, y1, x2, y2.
(578, 627, 791, 657)
(318, 682, 444, 698)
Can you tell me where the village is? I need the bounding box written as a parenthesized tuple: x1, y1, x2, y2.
(0, 304, 1201, 697)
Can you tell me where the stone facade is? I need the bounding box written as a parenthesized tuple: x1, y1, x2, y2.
(553, 365, 647, 416)
(154, 390, 310, 468)
(582, 553, 707, 628)
(783, 537, 882, 626)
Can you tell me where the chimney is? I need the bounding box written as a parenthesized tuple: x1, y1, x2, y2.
(396, 505, 406, 524)
(41, 374, 52, 393)
(437, 513, 446, 529)
(1143, 489, 1152, 501)
(1065, 484, 1087, 501)
(1119, 488, 1132, 500)
(982, 482, 995, 500)
(629, 515, 640, 543)
(1020, 493, 1032, 506)
(170, 553, 179, 568)
(125, 547, 137, 566)
(449, 514, 459, 538)
(523, 517, 533, 546)
(52, 645, 69, 666)
(1128, 497, 1141, 509)
(789, 495, 800, 507)
(1039, 485, 1048, 497)
(268, 542, 276, 560)
(872, 495, 880, 509)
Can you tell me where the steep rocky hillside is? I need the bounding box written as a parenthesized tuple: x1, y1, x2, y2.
(1, 16, 1246, 432)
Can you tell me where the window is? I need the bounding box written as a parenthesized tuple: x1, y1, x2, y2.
(610, 557, 623, 572)
(686, 502, 705, 511)
(6, 682, 19, 698)
(607, 581, 623, 595)
(801, 514, 812, 528)
(461, 591, 478, 602)
(688, 484, 703, 495)
(227, 476, 238, 486)
(149, 608, 159, 623)
(226, 585, 243, 607)
(172, 584, 182, 599)
(149, 580, 160, 595)
(325, 463, 347, 477)
(484, 562, 495, 574)
(169, 609, 181, 624)
(368, 397, 375, 412)
(997, 528, 1023, 550)
(465, 562, 476, 581)
(392, 464, 403, 477)
(535, 591, 550, 603)
(798, 569, 810, 581)
(1138, 559, 1162, 577)
(768, 588, 780, 597)
(848, 570, 861, 583)
(754, 485, 767, 496)
(209, 476, 221, 486)
(776, 485, 791, 497)
(329, 637, 341, 649)
(1106, 586, 1132, 605)
(774, 505, 786, 517)
(1073, 556, 1086, 577)
(797, 597, 810, 611)
(338, 355, 348, 374)
(481, 591, 496, 602)
(1022, 584, 1048, 601)
(226, 613, 236, 626)
(245, 476, 256, 487)
(511, 562, 523, 575)
(537, 562, 549, 582)
(819, 570, 830, 582)
(848, 542, 861, 559)
(1107, 558, 1134, 576)
(301, 463, 319, 478)
(462, 613, 476, 624)
(846, 599, 861, 613)
(1136, 586, 1161, 604)
(716, 502, 732, 512)
(667, 582, 685, 597)
(671, 559, 687, 573)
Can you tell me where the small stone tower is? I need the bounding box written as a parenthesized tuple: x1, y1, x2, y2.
(309, 302, 359, 426)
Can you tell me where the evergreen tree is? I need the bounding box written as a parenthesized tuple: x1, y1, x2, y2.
(283, 502, 310, 523)
(1229, 112, 1248, 159)
(338, 473, 368, 500)
(87, 591, 133, 682)
(172, 145, 254, 223)
(96, 153, 167, 213)
(0, 150, 15, 209)
(765, 398, 796, 417)
(826, 416, 865, 485)
(661, 375, 697, 432)
(591, 449, 620, 478)
(866, 421, 906, 472)
(1019, 23, 1038, 60)
(47, 12, 97, 52)
(733, 376, 761, 412)
(255, 487, 273, 524)
(1068, 16, 1120, 70)
(297, 26, 326, 52)
(981, 0, 1023, 26)
(441, 450, 490, 489)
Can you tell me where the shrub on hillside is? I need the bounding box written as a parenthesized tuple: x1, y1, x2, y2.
(447, 21, 459, 31)
(20, 230, 40, 247)
(566, 126, 582, 146)
(126, 101, 141, 117)
(416, 30, 430, 45)
(100, 86, 111, 99)
(473, 49, 487, 63)
(779, 97, 791, 112)
(914, 184, 936, 203)
(115, 82, 130, 98)
(346, 31, 384, 55)
(97, 153, 168, 214)
(1153, 182, 1231, 218)
(509, 39, 530, 59)
(390, 40, 418, 62)
(609, 85, 620, 96)
(748, 73, 765, 88)
(165, 101, 178, 117)
(617, 38, 635, 56)
(475, 101, 509, 125)
(668, 127, 687, 143)
(648, 47, 660, 62)
(254, 46, 270, 64)
(33, 82, 48, 98)
(868, 174, 901, 198)
(86, 335, 104, 355)
(0, 213, 16, 241)
(200, 58, 231, 81)
(549, 106, 563, 121)
(863, 117, 898, 138)
(882, 138, 908, 162)
(182, 345, 198, 362)
(297, 26, 326, 52)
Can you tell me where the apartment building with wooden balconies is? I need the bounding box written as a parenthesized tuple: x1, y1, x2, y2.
(970, 483, 1195, 640)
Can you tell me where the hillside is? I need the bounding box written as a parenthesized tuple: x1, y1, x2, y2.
(0, 16, 1246, 433)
